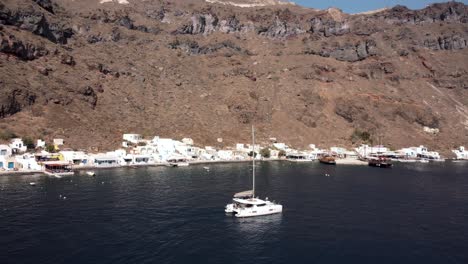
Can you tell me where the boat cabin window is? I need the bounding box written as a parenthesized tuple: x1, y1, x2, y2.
(245, 204, 253, 208)
(257, 203, 266, 207)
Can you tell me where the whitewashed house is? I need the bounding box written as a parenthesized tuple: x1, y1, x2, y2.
(9, 138, 27, 153)
(59, 151, 89, 166)
(154, 138, 177, 161)
(174, 141, 196, 159)
(0, 145, 12, 170)
(398, 145, 441, 160)
(15, 154, 42, 171)
(355, 144, 389, 157)
(53, 138, 64, 147)
(36, 139, 46, 149)
(123, 134, 143, 144)
(182, 138, 194, 145)
(93, 155, 120, 167)
(452, 146, 468, 160)
(90, 150, 122, 167)
(217, 150, 234, 160)
(236, 143, 245, 151)
(329, 147, 358, 159)
(273, 143, 288, 151)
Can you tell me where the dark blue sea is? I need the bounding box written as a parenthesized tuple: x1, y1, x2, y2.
(1, 161, 468, 264)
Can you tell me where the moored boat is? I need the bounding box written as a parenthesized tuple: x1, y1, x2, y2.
(368, 157, 393, 168)
(167, 157, 189, 167)
(319, 156, 336, 165)
(43, 162, 74, 177)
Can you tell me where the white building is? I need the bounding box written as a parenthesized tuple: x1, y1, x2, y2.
(330, 147, 358, 158)
(355, 144, 389, 157)
(15, 154, 42, 171)
(36, 139, 46, 149)
(397, 145, 440, 160)
(273, 143, 288, 151)
(452, 146, 468, 160)
(236, 143, 245, 151)
(53, 138, 64, 146)
(59, 151, 89, 166)
(91, 154, 120, 167)
(217, 150, 234, 160)
(9, 138, 27, 153)
(123, 134, 143, 144)
(182, 138, 194, 145)
(0, 145, 13, 170)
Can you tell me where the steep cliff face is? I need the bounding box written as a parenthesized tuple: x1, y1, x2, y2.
(0, 0, 467, 154)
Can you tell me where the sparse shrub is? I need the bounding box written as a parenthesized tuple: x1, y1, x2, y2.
(0, 130, 17, 141)
(260, 148, 271, 158)
(351, 129, 371, 143)
(248, 151, 258, 158)
(22, 137, 35, 150)
(45, 144, 56, 153)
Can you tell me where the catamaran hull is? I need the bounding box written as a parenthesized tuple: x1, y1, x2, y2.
(235, 205, 283, 218)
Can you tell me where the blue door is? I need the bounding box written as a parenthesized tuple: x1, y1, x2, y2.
(8, 162, 14, 169)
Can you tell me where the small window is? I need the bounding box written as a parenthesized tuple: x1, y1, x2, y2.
(257, 204, 266, 207)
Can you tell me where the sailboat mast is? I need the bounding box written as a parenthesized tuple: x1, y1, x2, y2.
(252, 125, 255, 198)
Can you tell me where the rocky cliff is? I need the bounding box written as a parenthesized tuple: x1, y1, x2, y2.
(0, 0, 467, 154)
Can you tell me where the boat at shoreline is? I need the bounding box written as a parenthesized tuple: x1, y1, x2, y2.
(225, 126, 283, 218)
(368, 157, 393, 168)
(286, 153, 312, 162)
(43, 162, 74, 177)
(167, 158, 189, 167)
(319, 156, 336, 165)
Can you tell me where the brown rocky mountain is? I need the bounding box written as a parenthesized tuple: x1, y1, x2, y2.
(0, 0, 467, 154)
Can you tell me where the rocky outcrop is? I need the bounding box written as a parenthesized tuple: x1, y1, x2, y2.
(61, 54, 75, 66)
(423, 35, 467, 50)
(78, 86, 98, 109)
(0, 89, 36, 118)
(306, 40, 377, 62)
(258, 17, 305, 39)
(175, 14, 219, 35)
(33, 0, 55, 14)
(168, 39, 250, 56)
(373, 2, 468, 25)
(117, 15, 160, 34)
(0, 8, 73, 44)
(0, 34, 48, 60)
(218, 16, 241, 33)
(309, 17, 350, 37)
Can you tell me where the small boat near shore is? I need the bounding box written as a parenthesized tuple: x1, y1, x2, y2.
(167, 157, 189, 167)
(368, 157, 393, 168)
(319, 156, 336, 165)
(29, 182, 36, 186)
(86, 171, 96, 176)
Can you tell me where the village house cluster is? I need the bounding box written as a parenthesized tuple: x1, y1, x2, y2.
(0, 134, 467, 174)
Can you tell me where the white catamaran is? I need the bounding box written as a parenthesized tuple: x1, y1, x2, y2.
(225, 126, 283, 218)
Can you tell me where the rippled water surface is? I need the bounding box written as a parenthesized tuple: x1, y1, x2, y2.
(1, 161, 468, 264)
